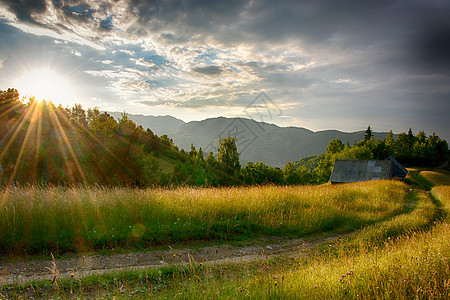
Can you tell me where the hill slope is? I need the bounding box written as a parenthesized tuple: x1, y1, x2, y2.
(167, 118, 389, 167)
(108, 112, 185, 135)
(112, 113, 390, 167)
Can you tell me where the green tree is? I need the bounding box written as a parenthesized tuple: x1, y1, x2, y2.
(206, 151, 216, 166)
(0, 88, 20, 114)
(189, 144, 198, 159)
(197, 147, 205, 162)
(406, 128, 415, 147)
(365, 125, 373, 141)
(68, 104, 88, 128)
(386, 130, 395, 148)
(217, 137, 241, 177)
(283, 161, 301, 185)
(326, 138, 345, 154)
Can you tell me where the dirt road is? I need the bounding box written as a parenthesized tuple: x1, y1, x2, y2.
(0, 233, 347, 286)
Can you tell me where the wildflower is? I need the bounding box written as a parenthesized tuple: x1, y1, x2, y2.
(265, 267, 269, 271)
(173, 254, 176, 258)
(339, 278, 343, 281)
(273, 275, 277, 279)
(274, 281, 278, 286)
(70, 273, 75, 278)
(200, 262, 203, 266)
(314, 285, 318, 288)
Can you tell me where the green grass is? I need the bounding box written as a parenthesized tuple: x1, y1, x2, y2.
(2, 178, 449, 299)
(0, 181, 408, 255)
(420, 169, 450, 186)
(406, 168, 435, 191)
(4, 184, 448, 299)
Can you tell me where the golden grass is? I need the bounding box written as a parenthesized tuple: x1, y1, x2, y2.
(420, 170, 450, 186)
(0, 181, 408, 255)
(3, 180, 449, 299)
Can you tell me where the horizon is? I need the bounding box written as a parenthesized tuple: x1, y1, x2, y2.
(1, 1, 449, 142)
(106, 111, 445, 138)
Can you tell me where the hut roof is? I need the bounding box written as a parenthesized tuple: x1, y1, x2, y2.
(330, 159, 393, 183)
(386, 156, 408, 177)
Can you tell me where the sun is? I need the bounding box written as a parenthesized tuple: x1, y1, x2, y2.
(15, 68, 74, 105)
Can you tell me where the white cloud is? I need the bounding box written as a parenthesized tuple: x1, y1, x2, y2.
(71, 49, 82, 56)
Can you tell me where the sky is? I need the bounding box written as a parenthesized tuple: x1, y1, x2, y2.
(0, 0, 449, 141)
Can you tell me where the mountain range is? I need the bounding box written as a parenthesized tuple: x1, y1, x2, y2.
(108, 112, 390, 167)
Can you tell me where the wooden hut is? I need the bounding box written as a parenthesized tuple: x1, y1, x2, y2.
(386, 156, 408, 179)
(330, 159, 393, 184)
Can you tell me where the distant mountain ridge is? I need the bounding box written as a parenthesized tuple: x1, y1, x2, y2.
(108, 112, 185, 135)
(108, 113, 390, 167)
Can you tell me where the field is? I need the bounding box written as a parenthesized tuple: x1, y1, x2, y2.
(1, 170, 449, 299)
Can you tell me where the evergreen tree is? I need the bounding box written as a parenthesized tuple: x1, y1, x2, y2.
(189, 144, 198, 158)
(406, 128, 415, 147)
(365, 125, 373, 141)
(206, 151, 216, 166)
(386, 130, 394, 147)
(197, 147, 204, 162)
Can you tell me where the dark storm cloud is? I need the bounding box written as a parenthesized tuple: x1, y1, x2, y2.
(3, 0, 450, 83)
(411, 23, 450, 73)
(3, 0, 450, 52)
(192, 65, 223, 76)
(1, 0, 47, 24)
(1, 0, 449, 139)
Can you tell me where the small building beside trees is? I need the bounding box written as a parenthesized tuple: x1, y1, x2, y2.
(330, 157, 407, 184)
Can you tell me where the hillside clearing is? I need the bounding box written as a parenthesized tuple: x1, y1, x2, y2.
(2, 176, 449, 298)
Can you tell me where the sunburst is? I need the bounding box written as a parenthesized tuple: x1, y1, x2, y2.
(15, 68, 73, 105)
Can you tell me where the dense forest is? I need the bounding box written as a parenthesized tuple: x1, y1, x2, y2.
(1, 88, 448, 187)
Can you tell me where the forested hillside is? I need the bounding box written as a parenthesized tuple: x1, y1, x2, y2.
(1, 89, 448, 187)
(111, 113, 393, 167)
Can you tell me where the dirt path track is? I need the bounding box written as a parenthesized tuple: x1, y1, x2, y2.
(0, 233, 347, 286)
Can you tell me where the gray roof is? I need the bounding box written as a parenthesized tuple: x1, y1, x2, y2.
(330, 159, 393, 183)
(386, 156, 408, 177)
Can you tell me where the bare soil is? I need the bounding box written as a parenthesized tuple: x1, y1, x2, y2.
(0, 233, 349, 286)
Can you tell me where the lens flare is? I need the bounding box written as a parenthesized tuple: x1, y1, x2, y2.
(15, 68, 73, 105)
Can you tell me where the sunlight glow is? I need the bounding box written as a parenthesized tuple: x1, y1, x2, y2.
(15, 68, 73, 105)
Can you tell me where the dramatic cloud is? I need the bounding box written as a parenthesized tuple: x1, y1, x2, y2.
(192, 65, 223, 76)
(0, 0, 449, 140)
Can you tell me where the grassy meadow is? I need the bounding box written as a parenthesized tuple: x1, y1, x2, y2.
(1, 170, 449, 299)
(0, 181, 407, 255)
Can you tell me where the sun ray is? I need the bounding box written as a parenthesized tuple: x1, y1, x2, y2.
(32, 101, 43, 182)
(58, 109, 138, 186)
(0, 102, 35, 166)
(49, 105, 87, 184)
(6, 100, 42, 185)
(15, 68, 74, 106)
(1, 92, 143, 189)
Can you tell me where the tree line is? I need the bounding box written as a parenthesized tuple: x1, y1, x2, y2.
(312, 125, 449, 183)
(1, 89, 448, 187)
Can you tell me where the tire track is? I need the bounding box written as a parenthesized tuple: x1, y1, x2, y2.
(0, 233, 350, 286)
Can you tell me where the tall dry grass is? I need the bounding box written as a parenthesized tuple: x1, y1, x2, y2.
(0, 180, 407, 255)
